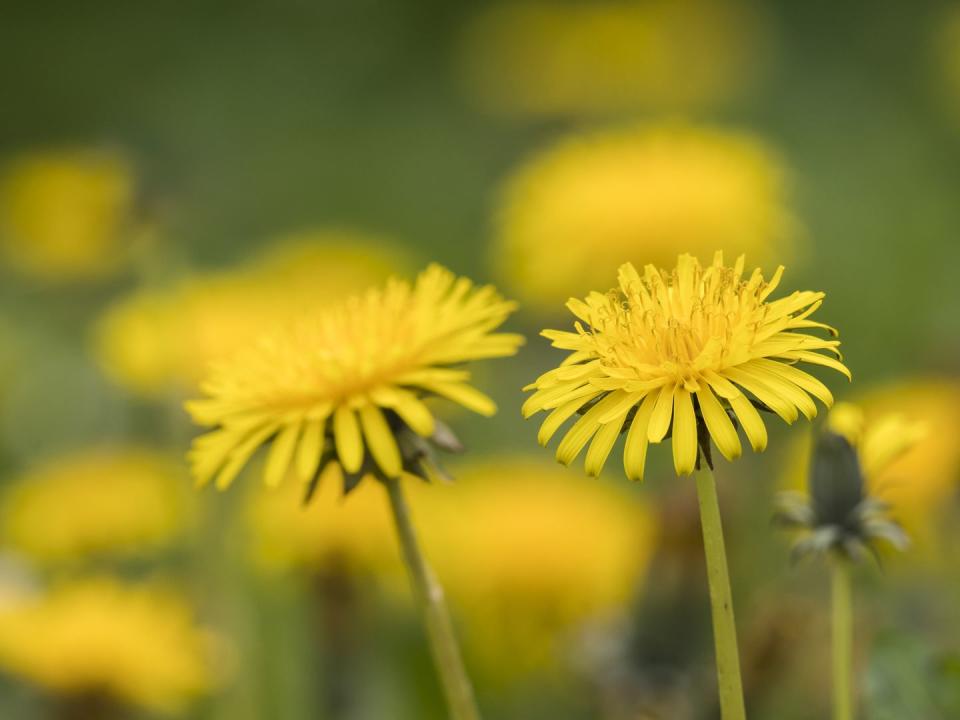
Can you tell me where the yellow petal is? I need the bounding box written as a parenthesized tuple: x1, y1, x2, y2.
(724, 367, 799, 424)
(671, 388, 698, 476)
(584, 413, 625, 477)
(752, 358, 834, 407)
(696, 384, 741, 462)
(296, 417, 326, 481)
(537, 391, 601, 446)
(623, 392, 657, 481)
(359, 404, 402, 478)
(264, 422, 301, 488)
(739, 362, 817, 420)
(555, 400, 610, 466)
(214, 422, 279, 490)
(423, 382, 497, 416)
(647, 384, 676, 443)
(371, 386, 435, 436)
(728, 393, 768, 452)
(333, 405, 364, 473)
(596, 390, 643, 424)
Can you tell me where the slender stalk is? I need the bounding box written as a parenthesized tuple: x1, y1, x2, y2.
(694, 465, 747, 720)
(383, 476, 481, 720)
(831, 559, 854, 720)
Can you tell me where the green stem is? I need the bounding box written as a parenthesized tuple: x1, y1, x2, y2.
(831, 559, 854, 720)
(384, 476, 481, 720)
(695, 465, 747, 720)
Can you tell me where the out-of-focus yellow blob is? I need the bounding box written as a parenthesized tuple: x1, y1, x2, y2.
(459, 0, 767, 117)
(246, 463, 400, 578)
(415, 458, 658, 678)
(936, 6, 960, 120)
(494, 124, 795, 310)
(1, 448, 191, 564)
(95, 232, 410, 396)
(784, 381, 960, 539)
(247, 456, 657, 677)
(0, 150, 136, 281)
(0, 578, 214, 713)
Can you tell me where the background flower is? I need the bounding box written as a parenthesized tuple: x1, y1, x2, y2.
(0, 149, 138, 282)
(494, 124, 795, 310)
(0, 578, 216, 714)
(1, 448, 192, 565)
(95, 232, 410, 396)
(458, 0, 767, 117)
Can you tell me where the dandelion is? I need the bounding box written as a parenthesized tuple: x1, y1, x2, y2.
(459, 0, 765, 117)
(0, 149, 137, 281)
(0, 578, 214, 714)
(775, 405, 917, 720)
(523, 252, 848, 720)
(187, 264, 523, 720)
(495, 124, 794, 310)
(1, 448, 191, 565)
(415, 457, 657, 678)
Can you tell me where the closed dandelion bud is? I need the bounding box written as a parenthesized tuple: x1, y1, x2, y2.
(776, 404, 911, 564)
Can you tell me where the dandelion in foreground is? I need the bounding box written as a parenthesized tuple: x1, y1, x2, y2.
(187, 264, 523, 720)
(523, 252, 848, 720)
(775, 404, 916, 720)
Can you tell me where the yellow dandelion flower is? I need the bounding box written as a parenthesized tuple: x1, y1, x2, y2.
(0, 149, 136, 281)
(95, 231, 409, 396)
(0, 578, 214, 713)
(1, 448, 191, 564)
(186, 264, 523, 491)
(414, 457, 657, 676)
(936, 6, 960, 120)
(495, 124, 794, 309)
(459, 0, 766, 117)
(524, 252, 849, 480)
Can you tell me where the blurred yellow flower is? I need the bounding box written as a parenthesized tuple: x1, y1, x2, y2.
(1, 448, 191, 564)
(936, 6, 960, 119)
(0, 578, 214, 713)
(246, 462, 399, 576)
(186, 265, 523, 491)
(783, 380, 960, 538)
(95, 232, 409, 397)
(459, 0, 766, 117)
(247, 457, 655, 676)
(0, 149, 136, 281)
(495, 123, 795, 309)
(524, 253, 848, 479)
(414, 458, 657, 676)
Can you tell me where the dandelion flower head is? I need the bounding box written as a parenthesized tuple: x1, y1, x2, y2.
(1, 448, 191, 564)
(414, 457, 657, 675)
(187, 264, 523, 491)
(524, 253, 849, 480)
(459, 0, 764, 117)
(0, 578, 214, 713)
(0, 149, 136, 281)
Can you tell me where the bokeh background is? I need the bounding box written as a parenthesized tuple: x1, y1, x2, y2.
(2, 1, 960, 718)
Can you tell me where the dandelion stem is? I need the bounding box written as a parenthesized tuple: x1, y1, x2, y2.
(384, 476, 481, 720)
(695, 465, 747, 720)
(831, 558, 854, 720)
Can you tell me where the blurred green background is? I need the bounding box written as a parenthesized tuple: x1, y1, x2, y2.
(1, 1, 959, 718)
